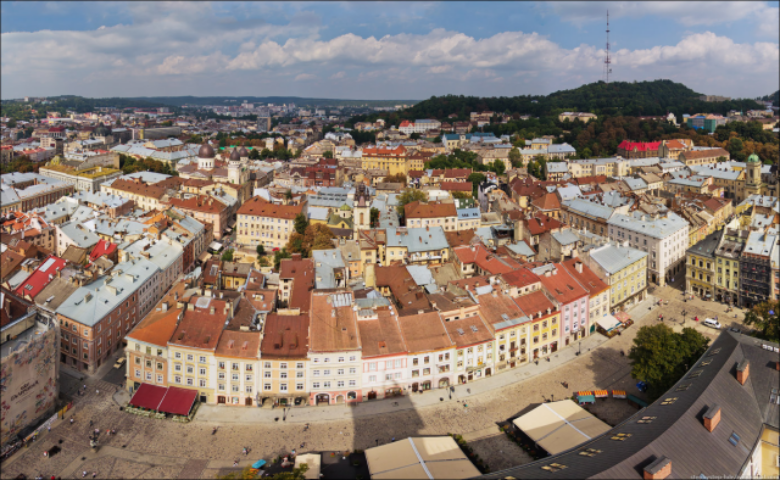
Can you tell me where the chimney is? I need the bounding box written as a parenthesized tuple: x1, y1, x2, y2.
(736, 359, 749, 385)
(703, 404, 721, 432)
(643, 456, 671, 480)
(575, 261, 583, 273)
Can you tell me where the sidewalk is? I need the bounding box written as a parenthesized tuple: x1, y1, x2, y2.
(194, 293, 659, 426)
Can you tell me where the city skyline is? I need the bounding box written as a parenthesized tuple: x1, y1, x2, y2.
(1, 1, 779, 100)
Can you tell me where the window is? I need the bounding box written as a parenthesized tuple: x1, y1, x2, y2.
(264, 362, 272, 369)
(338, 357, 345, 363)
(312, 382, 320, 389)
(280, 362, 288, 369)
(174, 375, 181, 384)
(199, 368, 206, 375)
(186, 354, 193, 361)
(349, 368, 356, 375)
(324, 370, 331, 376)
(186, 366, 194, 374)
(728, 432, 740, 446)
(337, 369, 344, 376)
(296, 383, 304, 390)
(157, 374, 163, 383)
(218, 372, 225, 380)
(280, 372, 288, 379)
(245, 386, 253, 394)
(199, 379, 207, 387)
(186, 378, 193, 386)
(264, 383, 272, 391)
(199, 356, 206, 363)
(296, 363, 304, 369)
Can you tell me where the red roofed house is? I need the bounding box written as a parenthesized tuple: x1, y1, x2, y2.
(452, 244, 520, 278)
(617, 140, 661, 159)
(14, 255, 66, 301)
(361, 145, 409, 176)
(512, 289, 561, 360)
(533, 263, 590, 346)
(89, 239, 118, 263)
(440, 181, 473, 196)
(404, 201, 458, 231)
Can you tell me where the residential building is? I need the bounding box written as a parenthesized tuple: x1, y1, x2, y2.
(679, 148, 730, 166)
(39, 164, 122, 193)
(607, 211, 688, 285)
(259, 313, 309, 407)
(533, 264, 590, 346)
(397, 311, 455, 391)
(513, 289, 561, 360)
(582, 242, 648, 313)
(558, 112, 597, 123)
(385, 227, 450, 266)
(356, 296, 409, 400)
(616, 140, 661, 159)
(404, 201, 458, 231)
(740, 229, 778, 308)
(561, 258, 611, 333)
(236, 196, 307, 249)
(714, 228, 746, 306)
(685, 230, 722, 299)
(167, 195, 231, 240)
(308, 291, 362, 405)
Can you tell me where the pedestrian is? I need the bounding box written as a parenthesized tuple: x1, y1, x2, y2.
(106, 429, 111, 436)
(70, 418, 74, 426)
(111, 429, 116, 435)
(82, 471, 87, 478)
(233, 460, 238, 467)
(243, 447, 247, 456)
(391, 437, 395, 442)
(83, 384, 86, 390)
(47, 425, 51, 433)
(89, 420, 93, 427)
(96, 389, 99, 395)
(92, 473, 96, 479)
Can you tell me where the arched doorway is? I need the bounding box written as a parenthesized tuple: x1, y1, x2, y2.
(217, 396, 226, 404)
(335, 395, 345, 404)
(438, 378, 449, 388)
(245, 397, 253, 406)
(367, 391, 377, 400)
(316, 393, 330, 405)
(411, 382, 419, 392)
(347, 391, 357, 401)
(421, 381, 431, 391)
(485, 368, 492, 377)
(458, 375, 467, 384)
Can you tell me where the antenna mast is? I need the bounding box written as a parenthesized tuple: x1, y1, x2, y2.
(603, 10, 612, 83)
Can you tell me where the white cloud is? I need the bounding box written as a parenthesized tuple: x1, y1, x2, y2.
(0, 4, 777, 99)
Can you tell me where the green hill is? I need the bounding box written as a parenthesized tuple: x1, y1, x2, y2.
(760, 90, 779, 107)
(348, 80, 763, 125)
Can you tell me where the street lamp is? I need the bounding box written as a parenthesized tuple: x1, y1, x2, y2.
(681, 310, 687, 326)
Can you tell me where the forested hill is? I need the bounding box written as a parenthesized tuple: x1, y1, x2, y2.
(348, 80, 763, 125)
(761, 90, 779, 107)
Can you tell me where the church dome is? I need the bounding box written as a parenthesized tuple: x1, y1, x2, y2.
(93, 124, 112, 137)
(198, 143, 216, 158)
(746, 154, 760, 164)
(229, 148, 241, 161)
(238, 146, 249, 157)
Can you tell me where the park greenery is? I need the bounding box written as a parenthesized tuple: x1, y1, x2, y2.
(628, 324, 710, 400)
(118, 154, 178, 176)
(286, 223, 336, 258)
(743, 300, 780, 342)
(396, 188, 428, 216)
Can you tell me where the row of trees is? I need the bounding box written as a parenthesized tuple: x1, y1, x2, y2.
(118, 154, 178, 176)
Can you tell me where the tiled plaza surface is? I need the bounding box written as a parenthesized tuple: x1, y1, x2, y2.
(2, 284, 753, 480)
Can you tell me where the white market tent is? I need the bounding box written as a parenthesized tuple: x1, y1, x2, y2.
(512, 400, 611, 455)
(365, 436, 480, 480)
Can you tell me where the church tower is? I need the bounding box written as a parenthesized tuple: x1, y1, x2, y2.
(353, 182, 372, 238)
(197, 142, 215, 170)
(744, 154, 763, 198)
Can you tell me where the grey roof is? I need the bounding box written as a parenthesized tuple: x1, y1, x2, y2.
(56, 258, 159, 326)
(686, 230, 722, 258)
(386, 227, 449, 253)
(563, 198, 615, 221)
(406, 265, 435, 287)
(312, 249, 345, 289)
(588, 243, 648, 274)
(608, 211, 688, 239)
(457, 207, 481, 220)
(505, 242, 536, 258)
(551, 229, 580, 246)
(547, 143, 576, 154)
(0, 186, 20, 205)
(478, 331, 779, 480)
(117, 171, 171, 184)
(688, 166, 741, 181)
(307, 206, 330, 221)
(57, 221, 101, 249)
(627, 157, 663, 167)
(622, 177, 647, 191)
(556, 185, 582, 202)
(546, 162, 569, 173)
(122, 238, 184, 271)
(743, 230, 777, 257)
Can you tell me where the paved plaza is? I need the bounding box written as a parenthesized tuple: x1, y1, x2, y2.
(2, 283, 754, 480)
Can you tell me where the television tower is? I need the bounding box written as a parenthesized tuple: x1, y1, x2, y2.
(603, 10, 612, 83)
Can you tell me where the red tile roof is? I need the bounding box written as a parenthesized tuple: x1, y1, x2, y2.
(440, 181, 472, 192)
(501, 268, 541, 289)
(89, 239, 117, 262)
(560, 259, 609, 296)
(14, 255, 66, 300)
(260, 313, 310, 359)
(618, 140, 661, 152)
(237, 196, 305, 218)
(396, 311, 452, 353)
(535, 264, 589, 305)
(404, 200, 457, 219)
(513, 289, 556, 318)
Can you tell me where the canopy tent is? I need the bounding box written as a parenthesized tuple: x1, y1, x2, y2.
(594, 390, 609, 398)
(129, 384, 197, 416)
(612, 390, 627, 399)
(157, 386, 198, 416)
(365, 436, 480, 480)
(512, 400, 611, 455)
(577, 394, 596, 405)
(613, 311, 632, 325)
(294, 454, 321, 480)
(596, 315, 622, 333)
(129, 383, 167, 410)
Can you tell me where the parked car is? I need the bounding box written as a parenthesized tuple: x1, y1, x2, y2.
(113, 357, 126, 369)
(703, 318, 722, 329)
(728, 327, 741, 333)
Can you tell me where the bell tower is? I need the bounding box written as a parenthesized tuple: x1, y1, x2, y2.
(353, 182, 372, 238)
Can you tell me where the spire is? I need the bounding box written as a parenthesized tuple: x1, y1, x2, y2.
(603, 10, 612, 84)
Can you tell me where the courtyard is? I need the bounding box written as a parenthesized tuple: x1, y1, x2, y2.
(1, 282, 755, 480)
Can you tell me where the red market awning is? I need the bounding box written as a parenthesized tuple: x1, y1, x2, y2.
(157, 386, 198, 416)
(129, 383, 167, 410)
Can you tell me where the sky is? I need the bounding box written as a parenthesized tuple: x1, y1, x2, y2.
(1, 1, 778, 100)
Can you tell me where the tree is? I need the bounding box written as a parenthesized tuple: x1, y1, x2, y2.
(467, 172, 486, 194)
(370, 207, 380, 227)
(410, 132, 421, 140)
(294, 213, 309, 235)
(451, 191, 472, 200)
(383, 173, 408, 183)
(287, 223, 336, 257)
(716, 155, 727, 162)
(433, 135, 442, 143)
(322, 150, 334, 159)
(490, 159, 506, 175)
(221, 249, 234, 262)
(396, 188, 428, 216)
(743, 300, 779, 342)
(509, 147, 522, 168)
(7, 119, 17, 128)
(273, 248, 292, 270)
(256, 244, 265, 256)
(249, 148, 261, 160)
(218, 464, 308, 480)
(628, 324, 709, 400)
(285, 189, 293, 201)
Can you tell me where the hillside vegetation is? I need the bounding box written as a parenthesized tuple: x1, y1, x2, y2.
(349, 80, 763, 125)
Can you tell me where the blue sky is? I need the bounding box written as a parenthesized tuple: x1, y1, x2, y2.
(1, 1, 778, 100)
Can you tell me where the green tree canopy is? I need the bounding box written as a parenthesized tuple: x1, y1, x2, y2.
(256, 244, 265, 256)
(509, 147, 522, 168)
(396, 188, 429, 216)
(629, 324, 710, 400)
(294, 213, 309, 235)
(286, 223, 336, 258)
(743, 300, 779, 342)
(221, 249, 234, 262)
(370, 207, 380, 227)
(322, 150, 334, 159)
(273, 248, 292, 270)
